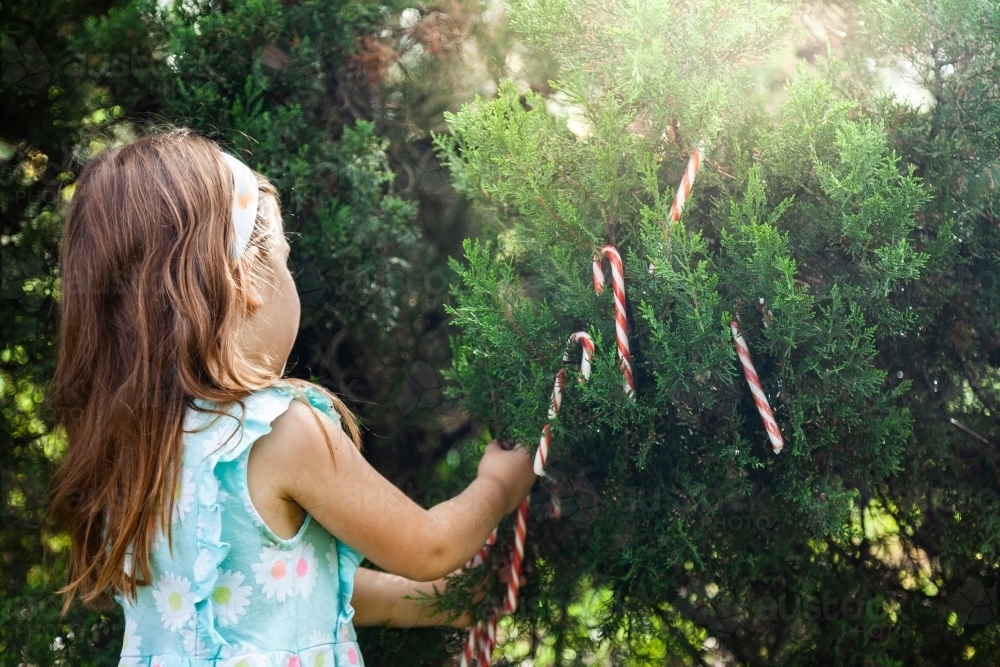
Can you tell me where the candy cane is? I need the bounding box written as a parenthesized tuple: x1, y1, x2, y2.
(464, 528, 498, 569)
(458, 527, 498, 667)
(478, 613, 497, 667)
(730, 319, 784, 454)
(460, 627, 479, 667)
(592, 246, 635, 397)
(649, 147, 705, 273)
(502, 498, 530, 614)
(462, 254, 635, 665)
(534, 332, 595, 476)
(668, 147, 703, 227)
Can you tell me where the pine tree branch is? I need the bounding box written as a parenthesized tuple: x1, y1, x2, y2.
(947, 417, 992, 445)
(501, 306, 546, 362)
(704, 155, 735, 180)
(703, 2, 737, 43)
(533, 193, 580, 242)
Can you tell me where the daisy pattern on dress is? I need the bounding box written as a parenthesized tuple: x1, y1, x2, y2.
(227, 659, 265, 667)
(218, 642, 262, 660)
(251, 545, 295, 602)
(179, 617, 212, 657)
(193, 548, 216, 583)
(303, 634, 336, 667)
(173, 468, 195, 524)
(303, 645, 335, 667)
(219, 650, 269, 667)
(202, 415, 242, 459)
(325, 547, 338, 575)
(213, 569, 252, 627)
(151, 571, 196, 631)
(198, 469, 219, 507)
(291, 542, 319, 600)
(121, 616, 141, 656)
(306, 644, 336, 667)
(118, 658, 142, 667)
(309, 630, 333, 646)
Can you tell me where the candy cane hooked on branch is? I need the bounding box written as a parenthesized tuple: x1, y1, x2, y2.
(460, 331, 597, 666)
(668, 147, 704, 229)
(534, 332, 595, 476)
(459, 611, 498, 667)
(730, 319, 784, 454)
(458, 528, 498, 667)
(505, 330, 595, 615)
(649, 146, 705, 273)
(462, 251, 636, 665)
(593, 246, 635, 397)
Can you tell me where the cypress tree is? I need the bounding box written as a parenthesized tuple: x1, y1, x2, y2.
(438, 1, 998, 664)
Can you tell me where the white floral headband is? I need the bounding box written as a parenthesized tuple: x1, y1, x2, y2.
(220, 152, 259, 262)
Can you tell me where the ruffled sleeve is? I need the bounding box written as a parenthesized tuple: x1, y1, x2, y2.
(335, 538, 364, 637)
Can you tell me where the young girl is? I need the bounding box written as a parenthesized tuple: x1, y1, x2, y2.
(49, 129, 536, 667)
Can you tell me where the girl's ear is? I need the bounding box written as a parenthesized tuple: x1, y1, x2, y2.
(242, 245, 265, 311)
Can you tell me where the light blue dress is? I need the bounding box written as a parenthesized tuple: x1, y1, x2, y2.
(117, 383, 365, 667)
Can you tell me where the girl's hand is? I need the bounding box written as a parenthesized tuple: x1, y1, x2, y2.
(477, 440, 536, 515)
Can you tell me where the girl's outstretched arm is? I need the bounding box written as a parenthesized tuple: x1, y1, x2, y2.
(247, 398, 536, 582)
(350, 567, 471, 628)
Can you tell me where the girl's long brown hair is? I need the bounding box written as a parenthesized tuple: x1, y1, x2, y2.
(49, 128, 362, 612)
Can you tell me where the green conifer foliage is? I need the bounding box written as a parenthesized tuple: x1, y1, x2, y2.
(438, 1, 997, 663)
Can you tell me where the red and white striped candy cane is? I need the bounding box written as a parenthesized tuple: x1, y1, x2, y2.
(502, 498, 530, 614)
(462, 330, 598, 665)
(464, 528, 498, 569)
(459, 626, 479, 667)
(592, 245, 635, 397)
(462, 258, 635, 665)
(534, 332, 595, 476)
(649, 147, 705, 273)
(478, 612, 497, 667)
(495, 331, 595, 619)
(458, 503, 523, 665)
(730, 319, 784, 454)
(459, 530, 498, 667)
(668, 147, 703, 226)
(457, 527, 499, 667)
